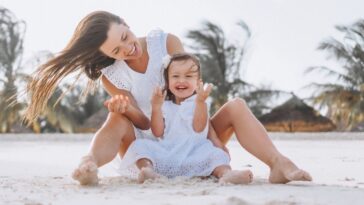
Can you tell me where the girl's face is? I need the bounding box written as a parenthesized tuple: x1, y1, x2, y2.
(168, 59, 200, 102)
(99, 23, 143, 60)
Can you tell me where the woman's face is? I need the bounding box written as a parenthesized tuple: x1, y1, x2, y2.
(99, 23, 143, 60)
(168, 59, 200, 101)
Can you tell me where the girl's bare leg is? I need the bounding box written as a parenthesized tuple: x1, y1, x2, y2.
(136, 158, 162, 183)
(213, 165, 253, 184)
(211, 98, 312, 184)
(72, 113, 136, 185)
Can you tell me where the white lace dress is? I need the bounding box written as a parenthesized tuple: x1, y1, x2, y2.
(120, 95, 230, 178)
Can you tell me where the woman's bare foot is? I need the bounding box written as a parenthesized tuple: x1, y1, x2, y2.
(72, 156, 99, 185)
(138, 167, 162, 183)
(269, 156, 312, 184)
(219, 170, 253, 185)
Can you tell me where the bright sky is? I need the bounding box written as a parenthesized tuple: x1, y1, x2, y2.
(1, 0, 363, 99)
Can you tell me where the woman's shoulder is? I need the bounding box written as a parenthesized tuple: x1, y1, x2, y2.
(100, 60, 132, 90)
(101, 60, 128, 73)
(146, 29, 184, 55)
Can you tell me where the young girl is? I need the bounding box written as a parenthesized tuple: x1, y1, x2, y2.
(120, 53, 253, 184)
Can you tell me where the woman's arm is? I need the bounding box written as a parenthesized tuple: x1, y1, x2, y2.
(150, 87, 165, 138)
(102, 75, 150, 130)
(166, 33, 184, 54)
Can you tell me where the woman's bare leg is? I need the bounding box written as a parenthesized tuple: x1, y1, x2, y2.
(72, 113, 136, 185)
(211, 98, 312, 184)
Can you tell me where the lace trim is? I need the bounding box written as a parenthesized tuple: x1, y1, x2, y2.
(101, 60, 132, 91)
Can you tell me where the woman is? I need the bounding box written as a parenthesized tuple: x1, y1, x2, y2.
(25, 11, 311, 185)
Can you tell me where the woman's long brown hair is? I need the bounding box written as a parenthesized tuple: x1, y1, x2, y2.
(24, 11, 124, 124)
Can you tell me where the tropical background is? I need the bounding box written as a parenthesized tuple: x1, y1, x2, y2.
(0, 0, 363, 133)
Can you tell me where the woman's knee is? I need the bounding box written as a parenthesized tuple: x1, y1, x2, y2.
(104, 112, 131, 127)
(226, 97, 248, 111)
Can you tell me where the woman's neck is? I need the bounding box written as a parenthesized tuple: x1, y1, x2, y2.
(125, 37, 149, 73)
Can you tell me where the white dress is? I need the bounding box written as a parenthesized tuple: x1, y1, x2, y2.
(120, 95, 230, 178)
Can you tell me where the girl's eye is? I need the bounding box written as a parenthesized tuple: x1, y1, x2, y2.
(186, 75, 192, 78)
(114, 48, 120, 55)
(123, 35, 128, 41)
(172, 75, 179, 78)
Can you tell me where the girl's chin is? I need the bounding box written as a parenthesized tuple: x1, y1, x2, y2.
(174, 93, 194, 100)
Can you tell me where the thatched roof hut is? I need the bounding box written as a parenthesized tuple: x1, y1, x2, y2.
(77, 108, 108, 133)
(258, 96, 336, 132)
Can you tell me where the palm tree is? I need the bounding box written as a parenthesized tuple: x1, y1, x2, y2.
(242, 87, 291, 117)
(305, 19, 364, 130)
(37, 79, 108, 133)
(186, 20, 286, 116)
(0, 7, 26, 132)
(186, 20, 254, 113)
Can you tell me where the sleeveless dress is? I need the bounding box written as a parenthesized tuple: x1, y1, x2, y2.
(101, 29, 229, 177)
(121, 95, 230, 178)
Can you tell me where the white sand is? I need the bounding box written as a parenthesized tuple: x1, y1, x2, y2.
(1, 133, 364, 205)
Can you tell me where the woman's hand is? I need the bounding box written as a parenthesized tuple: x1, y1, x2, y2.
(104, 94, 130, 114)
(151, 86, 166, 108)
(196, 81, 213, 103)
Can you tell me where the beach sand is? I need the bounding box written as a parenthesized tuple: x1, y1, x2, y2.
(1, 133, 364, 205)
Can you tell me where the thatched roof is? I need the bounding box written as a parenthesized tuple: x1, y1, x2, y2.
(258, 96, 336, 132)
(77, 108, 108, 133)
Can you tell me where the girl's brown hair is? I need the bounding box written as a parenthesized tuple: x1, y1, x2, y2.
(24, 11, 126, 123)
(163, 53, 201, 102)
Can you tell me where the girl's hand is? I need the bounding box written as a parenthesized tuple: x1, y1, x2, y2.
(104, 94, 130, 113)
(196, 81, 213, 103)
(151, 86, 166, 108)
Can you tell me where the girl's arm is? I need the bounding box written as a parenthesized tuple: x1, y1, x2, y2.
(150, 87, 166, 138)
(151, 105, 164, 138)
(193, 82, 213, 132)
(102, 75, 150, 130)
(193, 100, 208, 133)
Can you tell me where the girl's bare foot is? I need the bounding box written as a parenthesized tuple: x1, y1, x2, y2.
(138, 167, 162, 183)
(72, 156, 99, 185)
(219, 170, 253, 185)
(269, 156, 312, 184)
